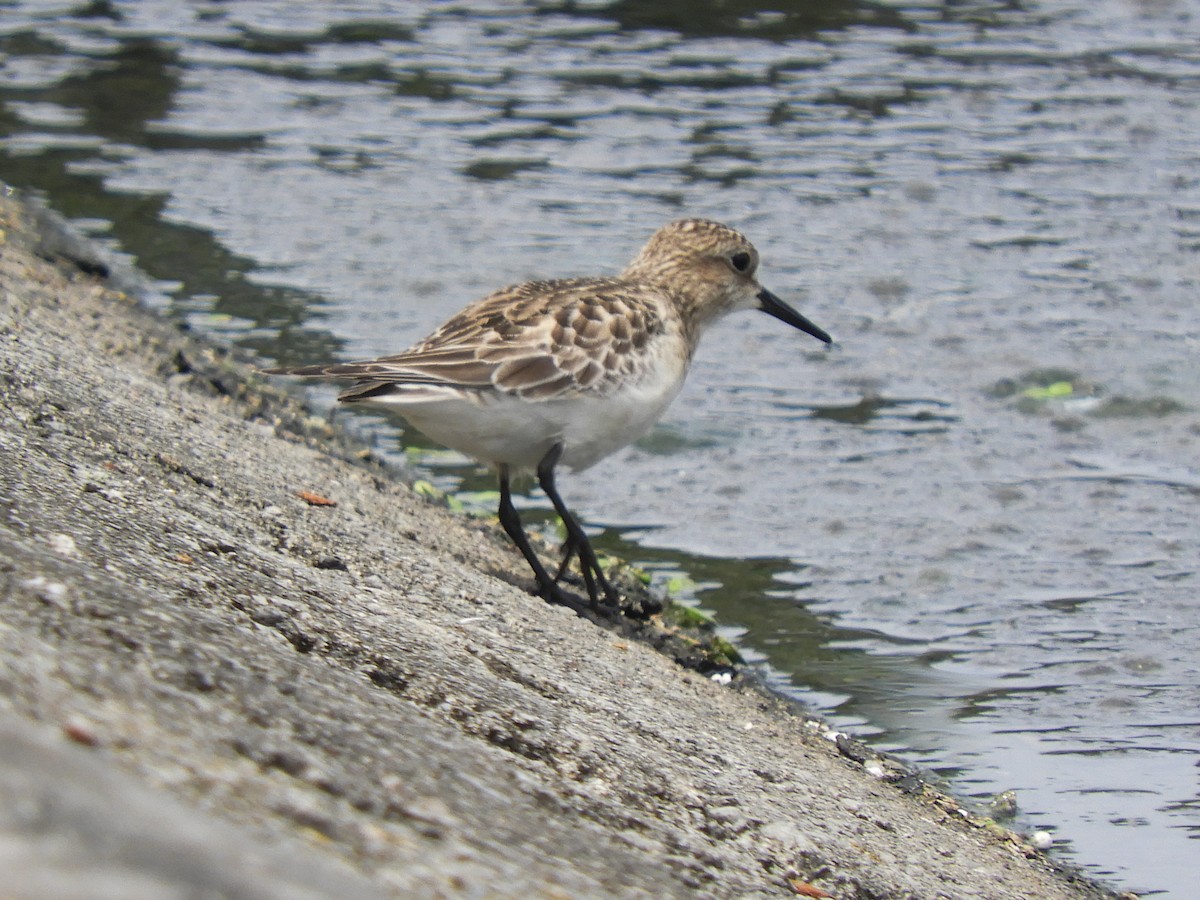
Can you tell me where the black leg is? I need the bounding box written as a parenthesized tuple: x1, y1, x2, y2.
(553, 532, 577, 584)
(496, 464, 589, 616)
(536, 444, 620, 611)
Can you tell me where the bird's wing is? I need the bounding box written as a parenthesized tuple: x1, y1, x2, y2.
(273, 279, 670, 404)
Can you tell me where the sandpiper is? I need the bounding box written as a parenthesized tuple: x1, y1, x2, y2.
(265, 219, 831, 615)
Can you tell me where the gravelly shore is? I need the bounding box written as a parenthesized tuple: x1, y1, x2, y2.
(0, 186, 1125, 899)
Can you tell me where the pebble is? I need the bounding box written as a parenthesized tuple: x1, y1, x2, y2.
(758, 820, 818, 855)
(47, 532, 78, 557)
(21, 575, 68, 605)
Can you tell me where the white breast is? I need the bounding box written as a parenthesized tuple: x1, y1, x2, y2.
(385, 332, 691, 472)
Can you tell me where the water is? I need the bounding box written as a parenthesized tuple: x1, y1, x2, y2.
(3, 1, 1198, 894)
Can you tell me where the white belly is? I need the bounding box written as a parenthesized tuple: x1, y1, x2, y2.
(379, 356, 689, 472)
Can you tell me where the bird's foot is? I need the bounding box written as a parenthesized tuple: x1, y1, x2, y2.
(537, 576, 623, 619)
(557, 565, 625, 609)
(536, 580, 594, 617)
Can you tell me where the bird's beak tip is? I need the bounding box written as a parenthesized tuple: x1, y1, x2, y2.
(756, 287, 832, 345)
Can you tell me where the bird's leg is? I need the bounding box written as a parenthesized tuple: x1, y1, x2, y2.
(497, 465, 588, 616)
(553, 532, 578, 584)
(536, 444, 621, 612)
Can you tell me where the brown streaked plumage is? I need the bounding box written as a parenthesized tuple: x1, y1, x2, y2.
(265, 219, 831, 616)
(315, 278, 669, 405)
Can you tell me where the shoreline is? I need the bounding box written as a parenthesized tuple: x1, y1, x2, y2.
(0, 185, 1125, 898)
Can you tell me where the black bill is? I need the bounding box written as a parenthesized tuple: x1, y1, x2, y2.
(757, 288, 832, 345)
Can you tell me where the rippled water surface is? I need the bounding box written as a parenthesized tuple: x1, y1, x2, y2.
(3, 1, 1198, 894)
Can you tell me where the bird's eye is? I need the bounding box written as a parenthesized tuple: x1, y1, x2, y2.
(730, 251, 752, 273)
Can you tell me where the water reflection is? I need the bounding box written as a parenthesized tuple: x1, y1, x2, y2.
(808, 395, 956, 432)
(582, 0, 915, 39)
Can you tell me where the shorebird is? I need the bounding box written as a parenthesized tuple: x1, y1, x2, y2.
(265, 219, 831, 615)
